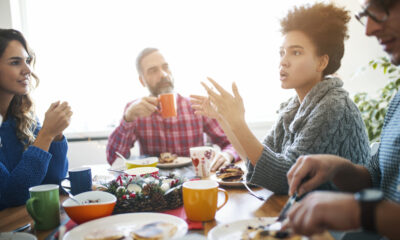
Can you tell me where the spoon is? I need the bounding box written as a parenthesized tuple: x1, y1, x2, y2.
(61, 186, 81, 205)
(116, 152, 128, 161)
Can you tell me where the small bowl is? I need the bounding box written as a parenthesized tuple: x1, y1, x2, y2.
(124, 167, 159, 176)
(63, 191, 116, 224)
(125, 157, 158, 169)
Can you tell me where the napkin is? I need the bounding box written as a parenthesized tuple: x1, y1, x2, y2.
(162, 206, 203, 230)
(52, 218, 77, 239)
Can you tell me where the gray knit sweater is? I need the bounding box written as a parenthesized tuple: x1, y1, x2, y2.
(247, 77, 371, 194)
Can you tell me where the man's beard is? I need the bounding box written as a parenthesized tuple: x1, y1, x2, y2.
(149, 77, 174, 96)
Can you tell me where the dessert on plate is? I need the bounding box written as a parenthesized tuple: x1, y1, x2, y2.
(241, 225, 301, 240)
(216, 164, 245, 182)
(131, 221, 177, 240)
(159, 152, 177, 164)
(84, 227, 125, 240)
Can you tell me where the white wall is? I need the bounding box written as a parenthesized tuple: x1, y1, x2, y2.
(334, 0, 390, 97)
(1, 0, 390, 104)
(0, 0, 393, 168)
(0, 0, 12, 28)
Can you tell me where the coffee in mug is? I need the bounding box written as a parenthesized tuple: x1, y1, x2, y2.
(26, 184, 60, 230)
(159, 93, 177, 118)
(183, 180, 228, 221)
(189, 146, 215, 178)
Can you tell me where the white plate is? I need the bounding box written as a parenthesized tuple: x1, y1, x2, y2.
(157, 157, 192, 169)
(209, 173, 245, 187)
(63, 212, 188, 240)
(0, 232, 37, 240)
(124, 167, 159, 176)
(208, 217, 307, 240)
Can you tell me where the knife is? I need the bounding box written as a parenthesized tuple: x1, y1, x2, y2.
(12, 223, 31, 232)
(257, 193, 298, 235)
(275, 175, 310, 222)
(276, 193, 297, 222)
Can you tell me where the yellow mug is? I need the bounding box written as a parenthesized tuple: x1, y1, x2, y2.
(183, 180, 228, 221)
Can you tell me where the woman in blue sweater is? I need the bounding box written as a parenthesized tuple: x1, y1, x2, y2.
(0, 29, 73, 210)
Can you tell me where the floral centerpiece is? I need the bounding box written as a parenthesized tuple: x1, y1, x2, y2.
(102, 172, 187, 214)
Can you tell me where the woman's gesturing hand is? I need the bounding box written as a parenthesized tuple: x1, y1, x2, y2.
(200, 77, 245, 127)
(190, 94, 220, 119)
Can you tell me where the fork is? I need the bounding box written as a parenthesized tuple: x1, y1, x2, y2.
(242, 181, 267, 201)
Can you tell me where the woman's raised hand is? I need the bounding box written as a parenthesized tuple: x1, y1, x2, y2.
(190, 95, 220, 119)
(41, 101, 73, 140)
(201, 77, 245, 127)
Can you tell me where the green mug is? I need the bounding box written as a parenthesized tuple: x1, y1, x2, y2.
(26, 184, 60, 230)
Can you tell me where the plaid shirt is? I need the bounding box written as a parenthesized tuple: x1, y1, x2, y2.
(106, 94, 238, 165)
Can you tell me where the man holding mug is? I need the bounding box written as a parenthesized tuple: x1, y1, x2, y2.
(107, 48, 238, 169)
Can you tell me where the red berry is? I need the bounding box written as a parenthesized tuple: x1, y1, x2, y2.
(122, 195, 127, 200)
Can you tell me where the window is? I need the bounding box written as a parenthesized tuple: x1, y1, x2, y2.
(20, 0, 316, 134)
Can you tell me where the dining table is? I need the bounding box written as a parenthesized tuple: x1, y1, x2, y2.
(0, 163, 334, 240)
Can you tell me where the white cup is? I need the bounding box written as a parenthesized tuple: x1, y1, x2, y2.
(189, 146, 215, 178)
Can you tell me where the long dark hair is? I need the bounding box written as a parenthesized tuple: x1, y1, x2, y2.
(0, 29, 39, 148)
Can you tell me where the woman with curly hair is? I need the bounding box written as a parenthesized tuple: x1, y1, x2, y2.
(191, 3, 371, 194)
(0, 29, 72, 210)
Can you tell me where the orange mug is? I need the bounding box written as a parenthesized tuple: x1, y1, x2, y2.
(158, 93, 177, 118)
(183, 180, 228, 221)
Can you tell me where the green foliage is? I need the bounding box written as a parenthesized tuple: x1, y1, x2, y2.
(354, 57, 400, 142)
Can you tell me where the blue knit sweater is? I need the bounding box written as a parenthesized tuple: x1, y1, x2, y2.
(0, 117, 68, 210)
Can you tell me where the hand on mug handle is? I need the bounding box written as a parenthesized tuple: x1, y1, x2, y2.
(217, 188, 229, 210)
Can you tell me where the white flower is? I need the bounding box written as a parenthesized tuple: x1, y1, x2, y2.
(154, 180, 159, 185)
(116, 186, 126, 194)
(144, 177, 154, 183)
(160, 183, 170, 192)
(127, 183, 142, 193)
(162, 179, 174, 185)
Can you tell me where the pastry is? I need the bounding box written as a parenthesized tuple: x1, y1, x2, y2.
(159, 152, 177, 163)
(84, 228, 125, 240)
(131, 221, 177, 240)
(241, 225, 301, 240)
(216, 164, 244, 182)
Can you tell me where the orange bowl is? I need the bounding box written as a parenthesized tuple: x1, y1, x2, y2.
(62, 191, 116, 224)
